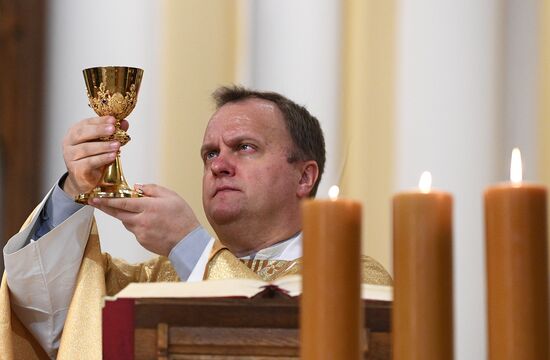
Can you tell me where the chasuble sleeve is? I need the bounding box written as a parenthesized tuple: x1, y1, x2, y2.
(101, 227, 219, 296)
(3, 202, 94, 359)
(102, 254, 180, 296)
(361, 255, 393, 285)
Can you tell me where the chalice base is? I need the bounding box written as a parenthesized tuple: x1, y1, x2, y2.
(75, 185, 143, 204)
(75, 154, 143, 204)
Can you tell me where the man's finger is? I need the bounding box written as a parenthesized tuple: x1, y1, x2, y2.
(90, 197, 145, 213)
(70, 141, 121, 161)
(68, 123, 116, 145)
(120, 119, 129, 131)
(72, 152, 117, 170)
(134, 183, 170, 198)
(91, 202, 137, 222)
(81, 116, 116, 126)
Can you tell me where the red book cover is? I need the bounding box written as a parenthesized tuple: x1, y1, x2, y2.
(102, 298, 135, 360)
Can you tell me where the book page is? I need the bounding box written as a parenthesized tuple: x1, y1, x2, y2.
(113, 275, 392, 301)
(361, 284, 392, 301)
(273, 276, 392, 301)
(115, 278, 267, 299)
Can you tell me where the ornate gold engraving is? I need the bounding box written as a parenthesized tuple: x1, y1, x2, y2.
(87, 83, 138, 120)
(87, 83, 138, 145)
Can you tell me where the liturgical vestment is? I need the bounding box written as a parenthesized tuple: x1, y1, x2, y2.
(0, 217, 392, 360)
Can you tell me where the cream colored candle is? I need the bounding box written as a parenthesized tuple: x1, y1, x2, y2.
(485, 148, 549, 360)
(392, 172, 454, 360)
(300, 186, 362, 360)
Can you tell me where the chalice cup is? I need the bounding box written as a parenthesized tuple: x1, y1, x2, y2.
(75, 66, 144, 204)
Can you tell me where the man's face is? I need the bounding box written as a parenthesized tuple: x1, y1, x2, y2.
(201, 98, 303, 227)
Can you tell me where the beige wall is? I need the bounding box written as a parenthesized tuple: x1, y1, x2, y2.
(162, 1, 238, 232)
(340, 0, 395, 272)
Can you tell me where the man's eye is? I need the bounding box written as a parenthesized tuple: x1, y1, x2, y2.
(238, 144, 254, 151)
(205, 151, 218, 160)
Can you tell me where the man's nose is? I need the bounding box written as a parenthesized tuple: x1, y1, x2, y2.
(210, 153, 235, 177)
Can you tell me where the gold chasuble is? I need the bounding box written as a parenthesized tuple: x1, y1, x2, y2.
(0, 219, 392, 359)
(206, 241, 392, 285)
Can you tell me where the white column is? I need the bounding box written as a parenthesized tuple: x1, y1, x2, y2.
(44, 0, 162, 262)
(244, 0, 342, 197)
(503, 0, 539, 180)
(396, 1, 503, 359)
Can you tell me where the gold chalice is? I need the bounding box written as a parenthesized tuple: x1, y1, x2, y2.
(75, 66, 144, 204)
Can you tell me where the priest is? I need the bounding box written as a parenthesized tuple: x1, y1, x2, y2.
(1, 86, 392, 359)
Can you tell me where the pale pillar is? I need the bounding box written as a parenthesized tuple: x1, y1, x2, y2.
(503, 0, 539, 180)
(45, 0, 162, 262)
(396, 1, 503, 358)
(245, 0, 343, 197)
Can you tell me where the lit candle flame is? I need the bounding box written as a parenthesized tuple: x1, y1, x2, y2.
(418, 171, 432, 193)
(510, 147, 522, 184)
(328, 185, 340, 200)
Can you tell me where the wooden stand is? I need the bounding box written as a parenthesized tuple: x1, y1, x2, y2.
(103, 293, 391, 359)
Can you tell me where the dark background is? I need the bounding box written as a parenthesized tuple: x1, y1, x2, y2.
(0, 0, 46, 277)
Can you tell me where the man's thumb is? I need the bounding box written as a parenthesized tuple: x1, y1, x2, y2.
(134, 183, 166, 197)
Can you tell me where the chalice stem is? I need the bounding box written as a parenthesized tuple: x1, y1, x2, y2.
(99, 154, 131, 190)
(75, 153, 138, 204)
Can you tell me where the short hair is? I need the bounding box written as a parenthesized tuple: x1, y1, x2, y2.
(212, 85, 326, 197)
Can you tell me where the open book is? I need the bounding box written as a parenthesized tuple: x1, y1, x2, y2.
(112, 275, 392, 301)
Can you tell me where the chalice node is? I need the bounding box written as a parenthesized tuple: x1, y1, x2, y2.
(75, 66, 144, 204)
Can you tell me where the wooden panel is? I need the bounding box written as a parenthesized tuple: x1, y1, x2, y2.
(368, 332, 391, 360)
(135, 298, 299, 329)
(135, 329, 157, 360)
(134, 297, 391, 331)
(0, 0, 45, 269)
(168, 326, 299, 356)
(169, 356, 297, 360)
(130, 297, 391, 360)
(157, 323, 169, 360)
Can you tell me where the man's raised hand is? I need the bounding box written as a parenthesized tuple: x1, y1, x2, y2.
(89, 184, 200, 256)
(62, 116, 128, 197)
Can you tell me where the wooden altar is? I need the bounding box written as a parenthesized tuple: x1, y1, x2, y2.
(103, 291, 391, 359)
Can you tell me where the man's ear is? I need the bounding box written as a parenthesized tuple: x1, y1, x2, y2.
(297, 160, 319, 198)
